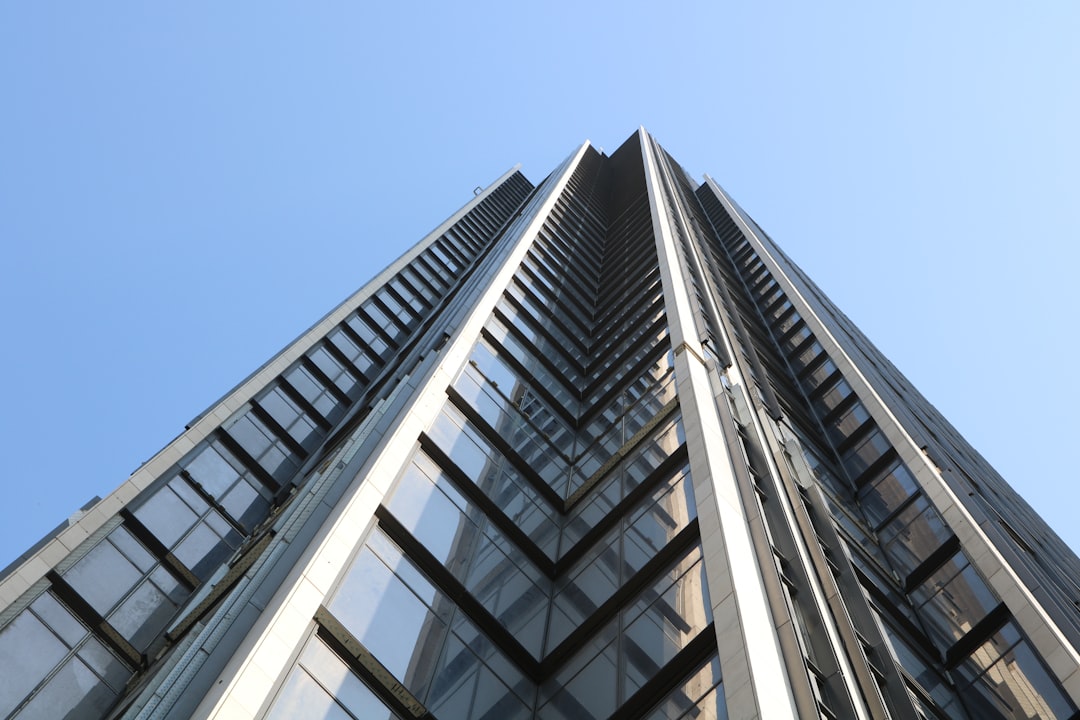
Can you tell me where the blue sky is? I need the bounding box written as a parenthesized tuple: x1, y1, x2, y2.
(1, 3, 1077, 569)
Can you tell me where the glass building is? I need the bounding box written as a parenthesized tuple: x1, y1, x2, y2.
(2, 129, 1079, 719)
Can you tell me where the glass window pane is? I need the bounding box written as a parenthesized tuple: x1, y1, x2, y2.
(879, 622, 962, 712)
(169, 475, 209, 513)
(544, 642, 617, 720)
(174, 518, 239, 580)
(328, 545, 447, 686)
(814, 378, 853, 415)
(622, 554, 711, 680)
(133, 482, 199, 548)
(427, 633, 531, 720)
(108, 568, 184, 650)
(285, 366, 322, 403)
(292, 637, 400, 720)
(912, 552, 998, 650)
(389, 463, 470, 561)
(858, 461, 918, 528)
(64, 538, 142, 615)
(185, 445, 241, 499)
(228, 414, 273, 458)
(16, 655, 119, 719)
(428, 407, 559, 558)
(30, 592, 86, 648)
(957, 623, 1076, 720)
(547, 546, 710, 718)
(266, 666, 354, 720)
(386, 457, 548, 657)
(109, 526, 156, 573)
(78, 638, 130, 694)
(842, 429, 892, 478)
(879, 496, 952, 577)
(803, 358, 837, 390)
(827, 402, 870, 443)
(0, 610, 69, 717)
(329, 328, 362, 363)
(644, 656, 726, 720)
(221, 479, 269, 531)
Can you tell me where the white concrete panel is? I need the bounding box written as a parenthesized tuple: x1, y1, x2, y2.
(641, 130, 797, 720)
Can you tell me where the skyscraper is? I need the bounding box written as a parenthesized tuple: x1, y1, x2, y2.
(2, 128, 1078, 719)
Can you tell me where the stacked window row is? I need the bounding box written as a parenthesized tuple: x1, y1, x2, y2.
(711, 213, 1076, 718)
(0, 172, 534, 719)
(268, 530, 720, 720)
(261, 160, 727, 718)
(688, 185, 807, 428)
(703, 179, 1078, 663)
(265, 392, 711, 718)
(655, 150, 726, 355)
(823, 284, 1080, 648)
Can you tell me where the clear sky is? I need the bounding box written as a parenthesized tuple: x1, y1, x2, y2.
(1, 3, 1077, 571)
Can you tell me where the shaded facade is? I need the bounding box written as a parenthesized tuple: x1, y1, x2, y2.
(2, 129, 1079, 719)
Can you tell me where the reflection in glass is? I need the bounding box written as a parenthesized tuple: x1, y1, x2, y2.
(542, 546, 711, 719)
(133, 480, 202, 548)
(64, 532, 146, 617)
(568, 413, 684, 500)
(428, 405, 560, 558)
(840, 427, 891, 479)
(956, 622, 1076, 719)
(858, 461, 918, 529)
(643, 655, 726, 720)
(0, 610, 69, 717)
(328, 529, 532, 715)
(16, 655, 119, 719)
(329, 544, 445, 687)
(108, 566, 186, 650)
(878, 621, 965, 715)
(911, 551, 998, 651)
(551, 467, 697, 649)
(0, 591, 131, 718)
(225, 413, 300, 483)
(133, 473, 243, 580)
(267, 637, 400, 720)
(386, 454, 550, 658)
(184, 442, 270, 532)
(878, 496, 952, 578)
(454, 361, 570, 493)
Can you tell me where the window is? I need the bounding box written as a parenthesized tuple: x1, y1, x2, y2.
(541, 545, 711, 719)
(326, 529, 533, 719)
(955, 621, 1076, 719)
(910, 551, 997, 650)
(267, 635, 402, 720)
(63, 527, 190, 649)
(133, 475, 243, 579)
(385, 453, 550, 658)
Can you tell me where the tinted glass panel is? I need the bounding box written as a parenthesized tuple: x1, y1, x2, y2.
(911, 551, 998, 650)
(0, 610, 69, 717)
(956, 622, 1076, 719)
(133, 481, 200, 548)
(858, 461, 919, 528)
(643, 656, 725, 720)
(16, 655, 119, 719)
(267, 636, 400, 720)
(185, 445, 241, 498)
(64, 536, 143, 615)
(386, 453, 549, 657)
(878, 496, 952, 577)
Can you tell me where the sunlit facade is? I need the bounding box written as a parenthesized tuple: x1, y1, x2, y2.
(2, 129, 1079, 719)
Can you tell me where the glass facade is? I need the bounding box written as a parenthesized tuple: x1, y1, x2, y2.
(1, 131, 1077, 719)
